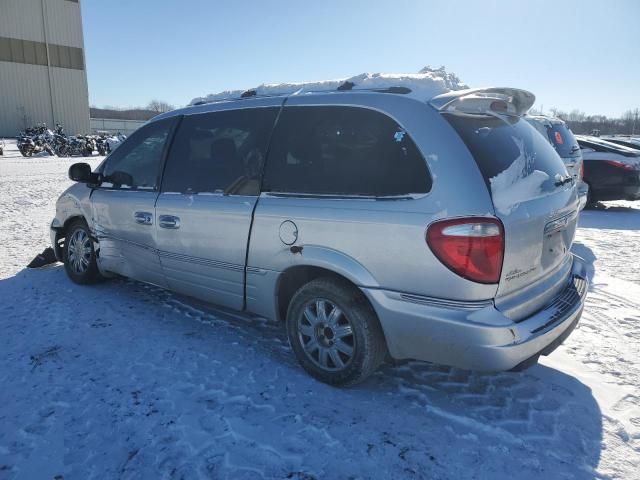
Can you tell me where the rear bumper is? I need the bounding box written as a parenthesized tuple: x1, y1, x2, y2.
(622, 185, 640, 200)
(362, 254, 588, 371)
(578, 182, 589, 211)
(590, 171, 640, 201)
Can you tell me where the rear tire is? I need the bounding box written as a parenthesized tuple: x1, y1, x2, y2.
(286, 277, 386, 386)
(63, 219, 104, 285)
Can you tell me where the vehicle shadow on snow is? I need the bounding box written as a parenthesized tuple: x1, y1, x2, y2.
(1, 265, 604, 478)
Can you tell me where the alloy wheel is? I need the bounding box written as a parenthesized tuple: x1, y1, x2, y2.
(67, 229, 92, 274)
(297, 299, 356, 371)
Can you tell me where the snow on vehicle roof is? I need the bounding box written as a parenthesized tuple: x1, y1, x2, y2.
(525, 114, 566, 125)
(189, 66, 468, 106)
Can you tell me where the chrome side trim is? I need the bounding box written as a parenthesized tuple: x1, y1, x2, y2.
(96, 233, 244, 273)
(246, 266, 268, 275)
(398, 292, 493, 310)
(159, 250, 243, 272)
(95, 233, 156, 252)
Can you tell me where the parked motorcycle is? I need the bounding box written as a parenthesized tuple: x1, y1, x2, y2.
(94, 135, 109, 155)
(16, 122, 116, 158)
(17, 134, 54, 157)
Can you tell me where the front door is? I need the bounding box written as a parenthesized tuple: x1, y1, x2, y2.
(91, 117, 177, 287)
(154, 104, 280, 309)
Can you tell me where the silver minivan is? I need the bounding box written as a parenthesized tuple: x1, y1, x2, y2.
(52, 86, 589, 385)
(525, 114, 589, 210)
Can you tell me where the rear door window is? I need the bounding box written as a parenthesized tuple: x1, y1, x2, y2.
(262, 106, 431, 196)
(443, 112, 568, 191)
(162, 107, 279, 195)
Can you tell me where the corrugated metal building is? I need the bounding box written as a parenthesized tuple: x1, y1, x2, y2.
(0, 0, 89, 136)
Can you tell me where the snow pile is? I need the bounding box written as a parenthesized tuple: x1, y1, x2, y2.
(190, 66, 468, 105)
(489, 138, 550, 215)
(418, 65, 468, 91)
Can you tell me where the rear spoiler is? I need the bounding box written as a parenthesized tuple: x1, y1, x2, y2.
(429, 87, 535, 116)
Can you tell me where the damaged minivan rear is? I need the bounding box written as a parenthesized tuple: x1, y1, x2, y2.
(372, 88, 588, 374)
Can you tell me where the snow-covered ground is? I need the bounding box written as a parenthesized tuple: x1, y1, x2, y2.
(1, 140, 639, 479)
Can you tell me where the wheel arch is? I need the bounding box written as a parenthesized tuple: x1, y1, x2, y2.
(274, 263, 378, 325)
(52, 214, 89, 261)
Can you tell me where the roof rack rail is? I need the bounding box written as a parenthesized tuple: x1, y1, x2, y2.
(190, 84, 414, 108)
(377, 86, 411, 94)
(335, 82, 411, 95)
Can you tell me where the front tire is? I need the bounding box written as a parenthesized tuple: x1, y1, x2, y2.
(286, 277, 386, 386)
(63, 219, 103, 284)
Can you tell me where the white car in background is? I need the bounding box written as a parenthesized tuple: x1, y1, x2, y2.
(525, 115, 588, 210)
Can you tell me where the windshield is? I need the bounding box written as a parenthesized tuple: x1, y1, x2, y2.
(443, 112, 568, 191)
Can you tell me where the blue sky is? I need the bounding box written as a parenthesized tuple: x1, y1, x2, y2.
(82, 0, 639, 117)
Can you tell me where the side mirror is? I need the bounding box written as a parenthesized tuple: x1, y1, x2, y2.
(68, 162, 98, 183)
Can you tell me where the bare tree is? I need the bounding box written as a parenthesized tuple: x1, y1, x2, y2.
(567, 109, 586, 122)
(147, 100, 175, 113)
(17, 106, 31, 130)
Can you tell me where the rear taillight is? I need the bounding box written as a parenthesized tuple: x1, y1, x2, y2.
(605, 160, 636, 171)
(427, 217, 504, 284)
(579, 161, 584, 179)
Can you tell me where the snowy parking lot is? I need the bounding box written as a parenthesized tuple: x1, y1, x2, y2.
(1, 141, 639, 479)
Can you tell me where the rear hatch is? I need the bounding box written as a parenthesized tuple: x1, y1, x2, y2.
(443, 110, 579, 320)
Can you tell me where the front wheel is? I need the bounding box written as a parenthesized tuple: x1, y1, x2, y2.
(63, 219, 104, 284)
(286, 277, 386, 386)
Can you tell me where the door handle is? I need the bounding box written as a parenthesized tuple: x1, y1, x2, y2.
(134, 211, 153, 225)
(159, 215, 180, 229)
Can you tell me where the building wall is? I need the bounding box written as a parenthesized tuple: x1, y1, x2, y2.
(0, 0, 89, 136)
(90, 118, 146, 136)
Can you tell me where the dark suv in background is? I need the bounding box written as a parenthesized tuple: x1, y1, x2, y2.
(577, 135, 640, 205)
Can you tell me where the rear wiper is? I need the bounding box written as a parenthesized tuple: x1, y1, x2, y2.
(555, 175, 574, 187)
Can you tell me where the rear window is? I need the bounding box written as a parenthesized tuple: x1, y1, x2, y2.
(262, 106, 432, 196)
(443, 112, 568, 191)
(546, 123, 580, 158)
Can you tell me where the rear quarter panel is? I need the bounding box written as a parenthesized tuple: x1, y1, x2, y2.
(247, 94, 499, 320)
